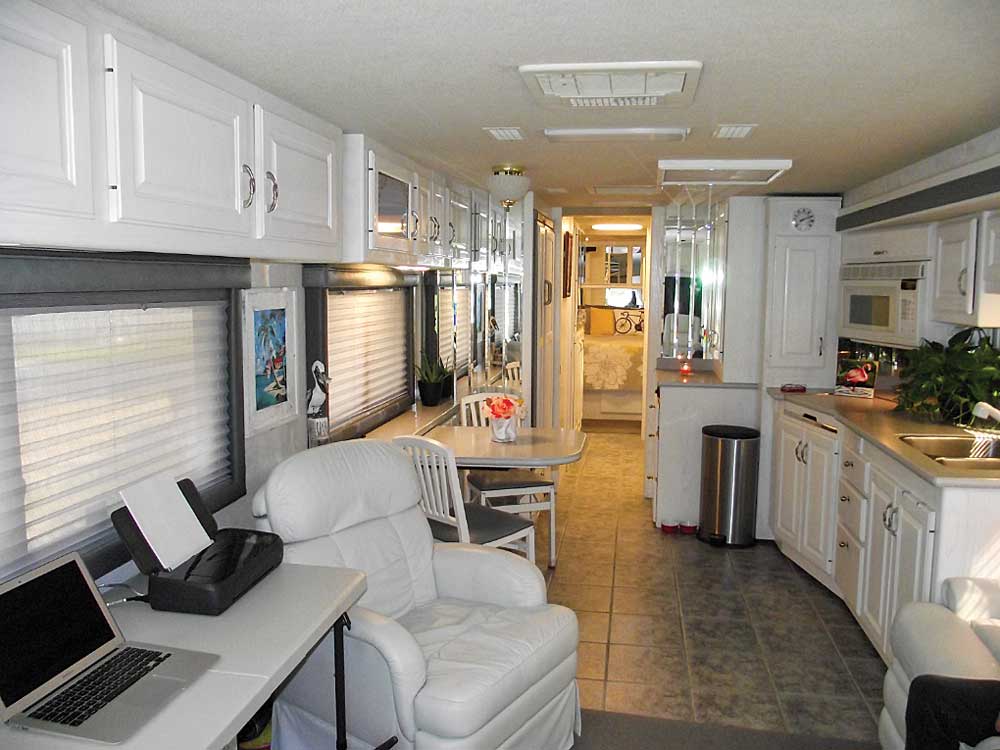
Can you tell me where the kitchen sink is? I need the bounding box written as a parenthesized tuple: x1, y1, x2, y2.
(898, 434, 1000, 468)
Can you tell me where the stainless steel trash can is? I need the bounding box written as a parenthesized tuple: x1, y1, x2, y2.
(698, 425, 760, 547)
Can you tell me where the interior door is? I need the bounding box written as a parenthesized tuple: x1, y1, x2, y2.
(799, 427, 838, 573)
(774, 418, 803, 544)
(859, 466, 895, 651)
(768, 234, 831, 368)
(106, 36, 253, 235)
(0, 1, 93, 217)
(255, 106, 337, 245)
(932, 217, 978, 321)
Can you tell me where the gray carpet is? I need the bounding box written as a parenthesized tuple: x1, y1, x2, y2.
(572, 709, 882, 750)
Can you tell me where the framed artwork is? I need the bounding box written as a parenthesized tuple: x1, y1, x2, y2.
(242, 287, 301, 434)
(562, 232, 573, 298)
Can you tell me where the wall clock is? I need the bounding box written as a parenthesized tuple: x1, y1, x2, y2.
(791, 207, 815, 232)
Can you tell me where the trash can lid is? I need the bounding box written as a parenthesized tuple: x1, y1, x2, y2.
(702, 424, 760, 440)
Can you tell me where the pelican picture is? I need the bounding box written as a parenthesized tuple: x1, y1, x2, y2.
(254, 308, 288, 410)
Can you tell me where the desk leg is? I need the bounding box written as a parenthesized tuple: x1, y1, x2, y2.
(334, 613, 350, 750)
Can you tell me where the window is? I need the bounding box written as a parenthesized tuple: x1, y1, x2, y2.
(438, 284, 471, 372)
(0, 251, 248, 581)
(326, 288, 411, 435)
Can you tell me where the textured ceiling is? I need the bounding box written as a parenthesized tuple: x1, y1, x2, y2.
(94, 0, 1000, 207)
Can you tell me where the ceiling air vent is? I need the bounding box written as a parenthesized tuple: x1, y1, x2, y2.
(713, 124, 756, 139)
(484, 127, 524, 141)
(519, 61, 702, 109)
(545, 127, 688, 142)
(589, 185, 663, 195)
(658, 159, 792, 186)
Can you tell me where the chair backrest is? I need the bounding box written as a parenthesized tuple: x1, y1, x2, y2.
(460, 391, 514, 426)
(252, 439, 437, 618)
(393, 436, 469, 543)
(505, 360, 521, 381)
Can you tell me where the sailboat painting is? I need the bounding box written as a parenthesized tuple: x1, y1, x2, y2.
(254, 308, 288, 410)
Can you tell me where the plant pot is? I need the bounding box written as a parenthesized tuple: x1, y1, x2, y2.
(441, 375, 454, 399)
(490, 416, 518, 443)
(418, 380, 444, 407)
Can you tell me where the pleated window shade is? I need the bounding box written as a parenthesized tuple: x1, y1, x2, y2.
(326, 289, 409, 430)
(0, 301, 233, 580)
(438, 286, 471, 369)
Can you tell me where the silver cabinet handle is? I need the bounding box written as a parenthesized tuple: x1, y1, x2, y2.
(411, 211, 419, 240)
(958, 267, 968, 296)
(838, 540, 848, 549)
(840, 495, 850, 503)
(881, 504, 890, 530)
(242, 164, 256, 209)
(843, 460, 854, 468)
(888, 505, 899, 536)
(794, 440, 803, 463)
(818, 336, 824, 357)
(265, 170, 278, 213)
(872, 249, 887, 256)
(801, 442, 809, 465)
(430, 216, 439, 242)
(449, 222, 456, 244)
(543, 280, 553, 305)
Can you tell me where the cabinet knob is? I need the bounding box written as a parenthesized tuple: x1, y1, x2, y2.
(843, 460, 854, 468)
(838, 541, 848, 549)
(839, 495, 849, 502)
(873, 250, 887, 256)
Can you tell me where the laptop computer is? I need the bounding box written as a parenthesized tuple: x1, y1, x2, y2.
(0, 552, 218, 744)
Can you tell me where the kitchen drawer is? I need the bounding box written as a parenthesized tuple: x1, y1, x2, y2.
(840, 446, 869, 494)
(841, 427, 863, 456)
(837, 479, 868, 543)
(835, 524, 863, 614)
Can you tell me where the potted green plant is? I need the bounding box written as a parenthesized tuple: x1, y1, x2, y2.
(896, 327, 1000, 426)
(441, 366, 455, 399)
(415, 354, 449, 407)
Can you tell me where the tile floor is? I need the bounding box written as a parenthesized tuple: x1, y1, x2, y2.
(533, 425, 885, 744)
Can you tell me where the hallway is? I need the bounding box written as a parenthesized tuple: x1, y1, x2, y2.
(542, 427, 885, 743)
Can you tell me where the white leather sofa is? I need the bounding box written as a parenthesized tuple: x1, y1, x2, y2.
(251, 439, 581, 750)
(882, 578, 1000, 750)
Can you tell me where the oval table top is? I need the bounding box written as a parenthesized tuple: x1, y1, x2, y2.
(424, 426, 588, 468)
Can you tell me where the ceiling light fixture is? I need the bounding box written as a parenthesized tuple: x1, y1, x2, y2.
(484, 127, 525, 141)
(589, 185, 662, 195)
(544, 127, 689, 142)
(488, 166, 531, 209)
(658, 159, 792, 185)
(713, 124, 756, 139)
(591, 223, 644, 231)
(519, 61, 702, 109)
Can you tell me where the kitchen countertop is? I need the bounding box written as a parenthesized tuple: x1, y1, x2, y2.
(657, 370, 758, 389)
(769, 389, 1000, 487)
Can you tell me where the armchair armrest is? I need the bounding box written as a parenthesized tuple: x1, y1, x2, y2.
(890, 602, 1000, 682)
(433, 543, 546, 607)
(945, 578, 1000, 621)
(345, 606, 427, 742)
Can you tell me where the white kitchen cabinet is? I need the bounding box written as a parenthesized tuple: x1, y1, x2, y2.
(834, 523, 863, 612)
(254, 106, 338, 246)
(931, 216, 978, 323)
(104, 35, 254, 236)
(368, 150, 412, 253)
(413, 172, 432, 252)
(858, 464, 895, 649)
(767, 233, 833, 369)
(0, 0, 93, 218)
(983, 213, 1000, 295)
(472, 189, 490, 270)
(448, 183, 472, 266)
(773, 413, 839, 575)
(841, 224, 933, 263)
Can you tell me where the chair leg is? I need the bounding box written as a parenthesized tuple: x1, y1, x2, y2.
(548, 489, 557, 568)
(526, 527, 536, 564)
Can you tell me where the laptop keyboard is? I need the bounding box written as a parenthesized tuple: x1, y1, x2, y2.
(28, 647, 172, 727)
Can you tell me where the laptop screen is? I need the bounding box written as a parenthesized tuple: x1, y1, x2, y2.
(0, 558, 117, 709)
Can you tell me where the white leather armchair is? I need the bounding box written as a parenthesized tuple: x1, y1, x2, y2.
(882, 578, 1000, 750)
(251, 439, 581, 750)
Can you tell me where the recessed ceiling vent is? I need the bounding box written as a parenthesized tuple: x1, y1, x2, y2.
(658, 159, 792, 186)
(519, 61, 702, 109)
(484, 126, 524, 141)
(589, 185, 663, 195)
(713, 124, 756, 139)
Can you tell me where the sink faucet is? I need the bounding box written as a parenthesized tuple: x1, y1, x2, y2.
(972, 402, 1000, 422)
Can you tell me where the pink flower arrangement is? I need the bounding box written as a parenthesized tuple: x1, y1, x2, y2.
(481, 396, 523, 421)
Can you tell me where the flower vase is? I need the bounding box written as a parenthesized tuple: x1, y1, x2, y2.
(490, 416, 518, 443)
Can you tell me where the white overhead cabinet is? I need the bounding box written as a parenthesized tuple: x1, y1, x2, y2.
(369, 151, 413, 253)
(928, 212, 1000, 326)
(0, 1, 93, 218)
(841, 224, 933, 263)
(254, 106, 338, 245)
(105, 35, 254, 236)
(448, 183, 472, 267)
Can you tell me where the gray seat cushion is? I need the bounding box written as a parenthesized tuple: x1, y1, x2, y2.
(467, 469, 554, 491)
(429, 502, 534, 544)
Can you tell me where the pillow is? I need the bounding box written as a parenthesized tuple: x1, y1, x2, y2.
(590, 307, 615, 336)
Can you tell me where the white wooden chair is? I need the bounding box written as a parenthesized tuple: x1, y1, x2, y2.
(393, 435, 535, 563)
(505, 360, 522, 382)
(458, 393, 558, 567)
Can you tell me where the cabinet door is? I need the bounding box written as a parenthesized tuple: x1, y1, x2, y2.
(449, 189, 471, 262)
(858, 466, 894, 651)
(412, 175, 431, 252)
(800, 427, 838, 573)
(368, 152, 411, 252)
(105, 36, 253, 235)
(430, 180, 448, 254)
(932, 217, 978, 322)
(774, 419, 803, 545)
(982, 214, 1000, 295)
(0, 1, 93, 217)
(255, 106, 337, 246)
(768, 234, 831, 368)
(886, 490, 936, 639)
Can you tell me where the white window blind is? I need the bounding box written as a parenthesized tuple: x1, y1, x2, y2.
(438, 286, 470, 369)
(0, 301, 233, 579)
(326, 289, 409, 429)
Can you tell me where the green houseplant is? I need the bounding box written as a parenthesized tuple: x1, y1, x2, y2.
(415, 354, 449, 407)
(895, 327, 1000, 425)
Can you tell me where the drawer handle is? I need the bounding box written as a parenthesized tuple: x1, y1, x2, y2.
(838, 541, 848, 549)
(839, 495, 850, 503)
(873, 250, 887, 256)
(843, 460, 854, 468)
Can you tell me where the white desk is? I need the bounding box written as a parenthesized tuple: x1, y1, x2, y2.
(0, 563, 367, 750)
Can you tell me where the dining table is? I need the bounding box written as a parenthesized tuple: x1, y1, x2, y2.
(424, 425, 587, 566)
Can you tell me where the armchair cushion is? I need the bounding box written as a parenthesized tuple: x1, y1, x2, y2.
(946, 578, 1000, 622)
(398, 597, 578, 739)
(433, 543, 546, 608)
(972, 620, 1000, 663)
(891, 603, 1000, 683)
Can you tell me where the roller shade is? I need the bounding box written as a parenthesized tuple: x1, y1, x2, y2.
(326, 289, 409, 430)
(438, 286, 471, 369)
(0, 301, 233, 580)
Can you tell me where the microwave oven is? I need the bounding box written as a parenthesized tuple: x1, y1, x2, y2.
(839, 261, 927, 348)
